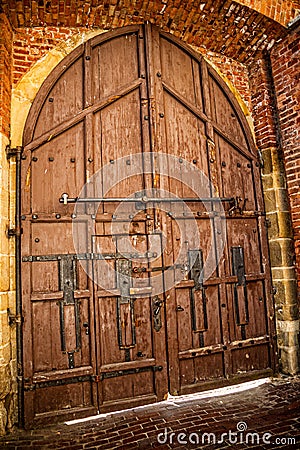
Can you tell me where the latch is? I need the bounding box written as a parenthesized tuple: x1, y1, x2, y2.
(152, 296, 163, 332)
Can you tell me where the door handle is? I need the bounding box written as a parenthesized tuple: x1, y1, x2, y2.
(153, 298, 163, 316)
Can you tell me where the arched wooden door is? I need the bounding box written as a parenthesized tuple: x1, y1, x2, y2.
(21, 25, 276, 428)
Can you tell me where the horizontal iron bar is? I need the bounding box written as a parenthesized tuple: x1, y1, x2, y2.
(97, 365, 163, 381)
(23, 365, 163, 390)
(22, 252, 158, 262)
(59, 195, 234, 204)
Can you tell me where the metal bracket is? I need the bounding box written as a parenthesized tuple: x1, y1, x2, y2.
(6, 144, 23, 160)
(7, 308, 22, 326)
(6, 225, 22, 238)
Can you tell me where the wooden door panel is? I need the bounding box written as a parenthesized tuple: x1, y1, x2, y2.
(34, 57, 84, 140)
(160, 36, 203, 110)
(218, 137, 256, 211)
(92, 33, 140, 100)
(209, 74, 248, 149)
(31, 123, 85, 215)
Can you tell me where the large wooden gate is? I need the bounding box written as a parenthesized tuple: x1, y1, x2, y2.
(21, 25, 276, 427)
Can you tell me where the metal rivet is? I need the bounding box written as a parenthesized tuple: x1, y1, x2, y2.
(32, 156, 38, 162)
(197, 211, 201, 216)
(88, 157, 93, 163)
(179, 157, 183, 163)
(35, 238, 40, 243)
(112, 215, 117, 219)
(237, 162, 241, 168)
(21, 215, 26, 220)
(256, 161, 260, 167)
(21, 154, 27, 160)
(223, 345, 227, 350)
(141, 74, 145, 79)
(221, 161, 226, 167)
(210, 158, 214, 163)
(56, 214, 61, 219)
(144, 116, 149, 120)
(247, 163, 251, 168)
(221, 303, 226, 308)
(48, 157, 54, 162)
(193, 159, 197, 164)
(48, 97, 54, 102)
(110, 159, 114, 164)
(157, 72, 162, 77)
(146, 215, 151, 219)
(85, 55, 91, 60)
(129, 214, 134, 219)
(70, 158, 75, 163)
(71, 214, 76, 219)
(91, 214, 96, 219)
(126, 159, 131, 165)
(159, 113, 164, 118)
(32, 214, 38, 219)
(167, 211, 173, 217)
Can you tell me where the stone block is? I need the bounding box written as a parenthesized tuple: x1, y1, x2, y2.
(0, 364, 11, 401)
(0, 256, 10, 292)
(0, 293, 8, 312)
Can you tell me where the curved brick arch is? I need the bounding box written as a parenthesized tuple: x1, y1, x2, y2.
(235, 0, 299, 25)
(4, 1, 289, 64)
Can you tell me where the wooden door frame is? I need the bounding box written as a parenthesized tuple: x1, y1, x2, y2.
(13, 24, 282, 428)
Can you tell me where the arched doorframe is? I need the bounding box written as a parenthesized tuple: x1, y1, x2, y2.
(9, 25, 298, 426)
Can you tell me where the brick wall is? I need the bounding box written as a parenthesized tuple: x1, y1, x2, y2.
(0, 13, 13, 136)
(271, 28, 300, 286)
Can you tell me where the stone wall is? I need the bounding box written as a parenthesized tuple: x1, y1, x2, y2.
(0, 13, 17, 435)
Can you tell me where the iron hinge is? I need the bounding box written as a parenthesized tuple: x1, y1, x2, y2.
(6, 225, 22, 238)
(5, 144, 23, 160)
(7, 308, 22, 326)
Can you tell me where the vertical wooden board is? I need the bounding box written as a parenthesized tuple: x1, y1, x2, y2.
(34, 58, 84, 139)
(208, 75, 247, 148)
(218, 137, 256, 211)
(203, 286, 222, 346)
(31, 123, 85, 214)
(49, 299, 68, 371)
(92, 33, 139, 101)
(175, 288, 193, 352)
(246, 281, 268, 338)
(226, 218, 262, 275)
(164, 93, 208, 180)
(179, 359, 195, 386)
(160, 37, 202, 108)
(96, 91, 144, 203)
(98, 296, 123, 365)
(32, 301, 52, 372)
(134, 297, 152, 358)
(93, 234, 118, 290)
(76, 298, 92, 367)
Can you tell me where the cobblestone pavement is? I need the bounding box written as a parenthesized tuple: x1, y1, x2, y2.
(1, 376, 299, 449)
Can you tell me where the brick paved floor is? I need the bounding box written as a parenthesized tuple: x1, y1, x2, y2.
(1, 375, 299, 449)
